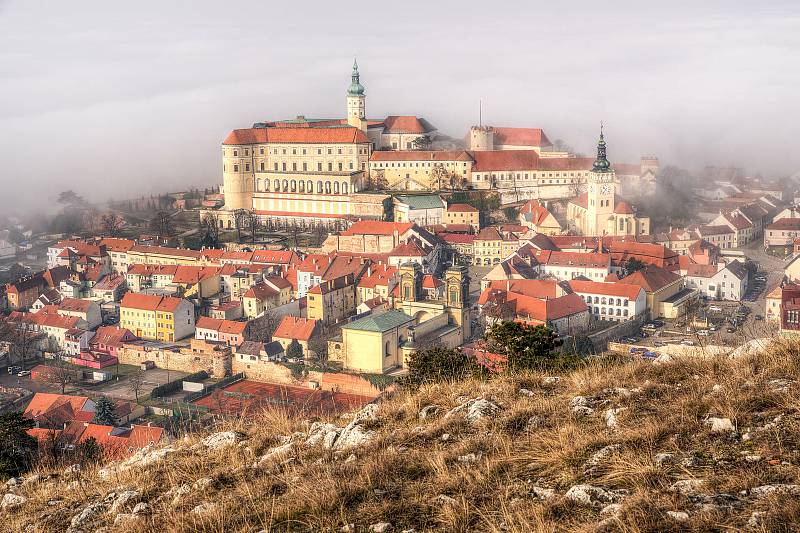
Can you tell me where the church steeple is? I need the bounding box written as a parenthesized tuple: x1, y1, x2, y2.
(347, 58, 365, 96)
(592, 123, 612, 173)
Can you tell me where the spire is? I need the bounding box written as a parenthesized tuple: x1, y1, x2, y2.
(592, 122, 612, 173)
(348, 58, 365, 96)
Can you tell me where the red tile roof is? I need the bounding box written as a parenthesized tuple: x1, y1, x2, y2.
(58, 298, 94, 313)
(440, 233, 476, 245)
(447, 203, 479, 213)
(390, 240, 426, 257)
(121, 293, 184, 313)
(223, 126, 369, 145)
(483, 279, 564, 299)
(767, 218, 800, 231)
(533, 250, 610, 269)
(489, 127, 552, 147)
(614, 200, 634, 215)
(381, 115, 436, 134)
(370, 150, 470, 162)
(357, 264, 397, 289)
(686, 263, 719, 278)
(99, 238, 135, 253)
(422, 274, 444, 289)
(618, 265, 682, 292)
(243, 282, 279, 300)
(273, 316, 318, 342)
(471, 150, 540, 172)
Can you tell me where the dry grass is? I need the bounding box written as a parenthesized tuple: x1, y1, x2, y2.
(6, 341, 800, 532)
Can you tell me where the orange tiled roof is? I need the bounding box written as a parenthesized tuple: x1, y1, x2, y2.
(370, 150, 470, 162)
(489, 127, 552, 147)
(223, 126, 369, 145)
(381, 115, 436, 134)
(567, 280, 643, 300)
(273, 316, 318, 342)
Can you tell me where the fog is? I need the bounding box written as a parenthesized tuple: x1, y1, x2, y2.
(1, 0, 799, 213)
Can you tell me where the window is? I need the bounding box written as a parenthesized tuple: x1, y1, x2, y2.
(282, 162, 287, 171)
(245, 163, 250, 171)
(233, 164, 239, 172)
(260, 162, 265, 171)
(233, 150, 238, 156)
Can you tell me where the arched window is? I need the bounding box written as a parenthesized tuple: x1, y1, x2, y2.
(623, 309, 629, 316)
(264, 179, 270, 191)
(256, 178, 262, 191)
(307, 180, 313, 193)
(385, 341, 391, 357)
(334, 182, 340, 194)
(325, 181, 331, 194)
(601, 297, 607, 305)
(616, 298, 621, 306)
(593, 296, 599, 304)
(290, 180, 296, 192)
(299, 181, 305, 192)
(273, 179, 280, 191)
(317, 181, 323, 193)
(616, 308, 621, 316)
(342, 182, 349, 194)
(282, 179, 288, 192)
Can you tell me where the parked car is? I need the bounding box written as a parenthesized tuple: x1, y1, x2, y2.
(727, 327, 737, 333)
(709, 305, 723, 312)
(17, 370, 31, 377)
(681, 339, 696, 346)
(697, 330, 710, 336)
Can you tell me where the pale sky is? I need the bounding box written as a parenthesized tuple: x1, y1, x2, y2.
(1, 0, 799, 212)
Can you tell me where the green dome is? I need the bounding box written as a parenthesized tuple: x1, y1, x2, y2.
(592, 126, 612, 173)
(347, 59, 365, 96)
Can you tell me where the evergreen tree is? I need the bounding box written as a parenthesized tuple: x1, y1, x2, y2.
(286, 339, 304, 359)
(92, 396, 119, 426)
(486, 321, 563, 372)
(402, 346, 483, 387)
(0, 412, 37, 477)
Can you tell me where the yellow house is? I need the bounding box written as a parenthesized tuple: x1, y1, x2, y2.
(306, 274, 357, 325)
(120, 293, 195, 342)
(126, 245, 202, 267)
(473, 227, 519, 266)
(334, 310, 414, 374)
(617, 266, 688, 319)
(518, 200, 562, 235)
(445, 203, 480, 231)
(242, 277, 292, 319)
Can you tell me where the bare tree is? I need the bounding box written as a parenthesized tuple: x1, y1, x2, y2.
(42, 351, 77, 394)
(128, 369, 146, 404)
(201, 213, 221, 248)
(248, 309, 280, 342)
(431, 163, 449, 191)
(150, 211, 173, 239)
(100, 212, 125, 237)
(0, 321, 44, 369)
(245, 210, 260, 243)
(232, 209, 248, 243)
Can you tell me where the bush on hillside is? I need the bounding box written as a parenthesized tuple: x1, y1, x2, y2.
(402, 346, 484, 387)
(0, 412, 37, 477)
(486, 320, 568, 371)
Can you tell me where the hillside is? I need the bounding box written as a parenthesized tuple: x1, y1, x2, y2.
(4, 342, 800, 532)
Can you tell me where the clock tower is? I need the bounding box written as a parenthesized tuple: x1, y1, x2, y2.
(586, 126, 616, 235)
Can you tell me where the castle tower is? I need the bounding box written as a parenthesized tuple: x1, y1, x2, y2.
(346, 59, 367, 131)
(586, 126, 616, 236)
(398, 262, 422, 302)
(468, 126, 494, 151)
(222, 143, 255, 211)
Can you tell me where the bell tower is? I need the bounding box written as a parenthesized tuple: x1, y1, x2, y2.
(346, 59, 367, 131)
(398, 262, 422, 302)
(586, 125, 616, 236)
(445, 265, 469, 309)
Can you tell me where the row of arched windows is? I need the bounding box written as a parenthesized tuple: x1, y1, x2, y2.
(587, 306, 629, 317)
(581, 295, 628, 306)
(255, 178, 350, 195)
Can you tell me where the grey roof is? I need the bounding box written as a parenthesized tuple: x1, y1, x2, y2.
(724, 259, 748, 280)
(395, 195, 445, 211)
(263, 341, 285, 357)
(341, 310, 413, 333)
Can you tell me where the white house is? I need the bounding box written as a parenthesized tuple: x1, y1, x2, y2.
(567, 280, 647, 322)
(684, 260, 748, 301)
(392, 195, 446, 227)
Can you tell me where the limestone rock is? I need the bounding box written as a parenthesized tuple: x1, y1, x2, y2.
(457, 452, 482, 464)
(750, 484, 800, 498)
(306, 422, 340, 447)
(518, 388, 535, 397)
(132, 502, 149, 515)
(370, 522, 392, 533)
(191, 502, 217, 515)
(564, 484, 626, 507)
(572, 405, 594, 417)
(531, 486, 556, 500)
(705, 417, 735, 433)
(600, 503, 623, 517)
(584, 444, 621, 471)
(654, 453, 674, 467)
(202, 430, 245, 450)
(193, 477, 214, 491)
(653, 353, 674, 365)
(1, 493, 27, 510)
(666, 511, 689, 522)
(603, 408, 626, 429)
(445, 398, 501, 423)
(542, 376, 561, 385)
(70, 501, 107, 530)
(669, 479, 706, 497)
(109, 489, 140, 513)
(418, 405, 440, 420)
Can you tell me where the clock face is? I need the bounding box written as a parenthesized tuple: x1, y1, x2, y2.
(601, 184, 611, 195)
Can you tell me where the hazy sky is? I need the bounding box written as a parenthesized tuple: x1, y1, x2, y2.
(1, 1, 799, 212)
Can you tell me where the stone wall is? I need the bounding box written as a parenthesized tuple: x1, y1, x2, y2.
(586, 315, 646, 352)
(117, 338, 230, 378)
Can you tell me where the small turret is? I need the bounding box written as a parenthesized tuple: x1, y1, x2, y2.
(592, 124, 612, 173)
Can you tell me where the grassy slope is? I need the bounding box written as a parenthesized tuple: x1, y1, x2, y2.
(7, 341, 800, 532)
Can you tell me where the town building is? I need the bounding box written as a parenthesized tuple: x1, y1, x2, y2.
(617, 265, 693, 319)
(444, 203, 480, 232)
(764, 218, 800, 248)
(518, 200, 562, 234)
(194, 317, 249, 347)
(566, 129, 650, 237)
(119, 293, 195, 342)
(567, 280, 647, 322)
(392, 195, 446, 226)
(683, 261, 748, 301)
(271, 316, 318, 357)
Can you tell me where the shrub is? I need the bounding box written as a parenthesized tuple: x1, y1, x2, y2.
(402, 346, 484, 387)
(486, 320, 564, 371)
